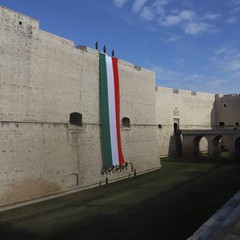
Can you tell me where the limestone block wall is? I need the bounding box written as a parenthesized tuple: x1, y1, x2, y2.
(119, 62, 160, 172)
(215, 94, 240, 128)
(0, 6, 160, 208)
(155, 87, 216, 156)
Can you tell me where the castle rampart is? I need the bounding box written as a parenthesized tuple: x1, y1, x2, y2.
(215, 94, 240, 128)
(155, 86, 216, 156)
(0, 6, 160, 209)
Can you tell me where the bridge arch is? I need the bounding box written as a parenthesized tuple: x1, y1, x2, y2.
(235, 137, 240, 160)
(193, 135, 208, 158)
(212, 135, 223, 160)
(181, 129, 240, 160)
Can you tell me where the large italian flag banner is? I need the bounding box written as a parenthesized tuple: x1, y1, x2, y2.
(99, 53, 126, 168)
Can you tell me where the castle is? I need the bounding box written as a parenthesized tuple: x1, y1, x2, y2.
(0, 5, 240, 209)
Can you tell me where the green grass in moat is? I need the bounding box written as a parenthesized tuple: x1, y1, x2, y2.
(0, 157, 240, 240)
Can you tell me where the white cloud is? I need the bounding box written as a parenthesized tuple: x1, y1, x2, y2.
(214, 45, 232, 55)
(158, 8, 219, 35)
(152, 0, 169, 11)
(132, 0, 169, 22)
(161, 15, 182, 26)
(231, 0, 240, 5)
(140, 6, 155, 21)
(114, 0, 220, 36)
(152, 65, 183, 84)
(132, 0, 148, 13)
(214, 43, 240, 58)
(224, 62, 240, 72)
(213, 43, 240, 75)
(153, 0, 169, 7)
(183, 22, 213, 35)
(152, 65, 232, 94)
(159, 10, 196, 27)
(231, 6, 240, 13)
(113, 0, 128, 7)
(203, 13, 221, 21)
(204, 78, 230, 92)
(227, 17, 238, 24)
(165, 35, 182, 42)
(229, 0, 240, 13)
(152, 0, 168, 17)
(179, 10, 196, 21)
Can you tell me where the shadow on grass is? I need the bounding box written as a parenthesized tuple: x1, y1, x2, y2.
(0, 222, 42, 240)
(162, 156, 238, 164)
(52, 159, 240, 240)
(1, 158, 240, 240)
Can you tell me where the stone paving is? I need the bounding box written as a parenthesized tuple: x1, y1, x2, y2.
(188, 191, 240, 240)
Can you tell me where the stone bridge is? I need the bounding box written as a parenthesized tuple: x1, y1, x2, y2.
(179, 129, 240, 160)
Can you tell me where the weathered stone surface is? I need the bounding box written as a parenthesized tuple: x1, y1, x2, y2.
(0, 6, 160, 208)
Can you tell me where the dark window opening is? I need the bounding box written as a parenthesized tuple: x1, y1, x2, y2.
(173, 89, 179, 94)
(19, 21, 22, 25)
(134, 65, 141, 70)
(173, 122, 178, 131)
(122, 117, 130, 128)
(236, 122, 239, 126)
(158, 124, 162, 129)
(70, 112, 83, 126)
(219, 122, 225, 127)
(224, 104, 226, 107)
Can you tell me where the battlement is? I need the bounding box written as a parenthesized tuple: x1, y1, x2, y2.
(155, 86, 216, 98)
(216, 93, 240, 99)
(0, 5, 39, 29)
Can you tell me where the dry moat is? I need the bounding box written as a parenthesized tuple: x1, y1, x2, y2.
(0, 158, 240, 240)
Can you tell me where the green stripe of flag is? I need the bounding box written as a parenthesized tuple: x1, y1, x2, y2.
(99, 53, 113, 168)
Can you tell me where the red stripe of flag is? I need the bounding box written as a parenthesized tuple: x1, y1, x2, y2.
(112, 57, 125, 165)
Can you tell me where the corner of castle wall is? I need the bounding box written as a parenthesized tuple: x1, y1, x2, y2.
(0, 5, 39, 29)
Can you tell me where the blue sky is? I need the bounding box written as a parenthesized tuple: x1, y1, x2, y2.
(1, 0, 240, 94)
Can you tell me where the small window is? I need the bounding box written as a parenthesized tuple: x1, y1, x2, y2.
(219, 122, 225, 127)
(19, 21, 22, 25)
(122, 117, 130, 128)
(70, 112, 82, 126)
(224, 104, 226, 107)
(158, 124, 162, 129)
(236, 122, 239, 126)
(173, 89, 179, 94)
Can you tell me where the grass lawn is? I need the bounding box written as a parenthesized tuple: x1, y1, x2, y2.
(1, 157, 240, 240)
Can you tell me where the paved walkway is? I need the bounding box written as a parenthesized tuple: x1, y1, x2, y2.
(188, 191, 240, 240)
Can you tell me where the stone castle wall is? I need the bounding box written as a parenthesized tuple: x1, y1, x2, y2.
(0, 6, 160, 208)
(155, 87, 216, 156)
(215, 94, 240, 128)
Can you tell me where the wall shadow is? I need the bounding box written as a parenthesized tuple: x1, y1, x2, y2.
(168, 124, 182, 157)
